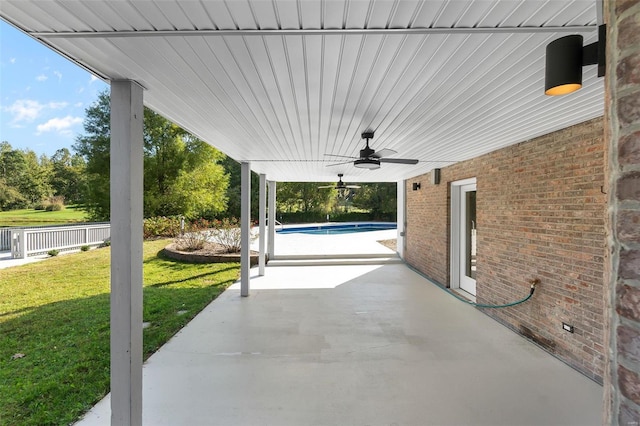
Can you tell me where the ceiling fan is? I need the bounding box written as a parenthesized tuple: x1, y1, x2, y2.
(318, 174, 361, 190)
(325, 131, 419, 169)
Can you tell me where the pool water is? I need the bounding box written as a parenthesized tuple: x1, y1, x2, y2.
(277, 223, 396, 235)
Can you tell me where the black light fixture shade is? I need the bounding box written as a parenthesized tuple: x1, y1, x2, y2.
(545, 35, 584, 96)
(412, 182, 421, 191)
(544, 25, 606, 96)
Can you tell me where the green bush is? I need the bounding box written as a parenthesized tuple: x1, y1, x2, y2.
(143, 216, 181, 239)
(47, 249, 59, 257)
(45, 202, 64, 211)
(80, 245, 90, 252)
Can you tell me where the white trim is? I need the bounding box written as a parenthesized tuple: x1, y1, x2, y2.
(258, 174, 266, 276)
(450, 178, 477, 294)
(240, 162, 251, 297)
(397, 180, 405, 260)
(31, 26, 597, 39)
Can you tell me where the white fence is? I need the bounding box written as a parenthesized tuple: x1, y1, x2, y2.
(4, 223, 110, 259)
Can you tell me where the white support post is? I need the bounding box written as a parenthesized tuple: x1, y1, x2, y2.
(267, 180, 276, 258)
(110, 80, 144, 426)
(397, 180, 406, 259)
(258, 174, 266, 276)
(241, 162, 251, 297)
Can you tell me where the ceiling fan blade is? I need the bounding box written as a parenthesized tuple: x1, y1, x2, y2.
(371, 148, 397, 158)
(379, 158, 419, 165)
(326, 160, 353, 167)
(345, 185, 361, 189)
(324, 153, 357, 159)
(318, 185, 335, 189)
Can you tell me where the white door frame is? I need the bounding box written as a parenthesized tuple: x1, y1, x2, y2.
(450, 177, 477, 296)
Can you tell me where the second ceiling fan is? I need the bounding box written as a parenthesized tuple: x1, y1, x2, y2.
(326, 131, 419, 169)
(318, 174, 361, 190)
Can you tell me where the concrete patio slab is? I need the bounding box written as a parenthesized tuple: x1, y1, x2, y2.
(77, 262, 602, 426)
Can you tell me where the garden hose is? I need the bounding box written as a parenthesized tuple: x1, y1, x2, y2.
(446, 279, 538, 309)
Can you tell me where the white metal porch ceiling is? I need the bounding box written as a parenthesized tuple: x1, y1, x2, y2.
(0, 0, 604, 183)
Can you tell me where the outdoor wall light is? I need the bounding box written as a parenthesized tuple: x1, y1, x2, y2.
(544, 25, 606, 96)
(412, 182, 421, 191)
(432, 168, 441, 185)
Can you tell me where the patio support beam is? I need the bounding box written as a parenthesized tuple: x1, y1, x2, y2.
(241, 162, 251, 297)
(268, 180, 276, 258)
(109, 80, 144, 426)
(397, 180, 405, 259)
(258, 173, 266, 276)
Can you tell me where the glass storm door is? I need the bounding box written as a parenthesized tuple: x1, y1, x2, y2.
(451, 179, 477, 296)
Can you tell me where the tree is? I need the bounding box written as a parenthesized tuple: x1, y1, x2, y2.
(49, 148, 87, 204)
(0, 142, 52, 209)
(74, 90, 229, 220)
(220, 156, 260, 219)
(276, 182, 334, 213)
(351, 183, 397, 220)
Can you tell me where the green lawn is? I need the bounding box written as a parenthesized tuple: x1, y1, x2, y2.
(0, 205, 89, 227)
(0, 239, 239, 426)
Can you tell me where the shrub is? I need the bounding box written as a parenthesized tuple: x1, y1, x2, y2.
(48, 249, 59, 257)
(100, 239, 111, 248)
(33, 203, 47, 211)
(174, 230, 209, 251)
(143, 216, 181, 239)
(45, 202, 64, 211)
(208, 217, 256, 253)
(80, 245, 90, 252)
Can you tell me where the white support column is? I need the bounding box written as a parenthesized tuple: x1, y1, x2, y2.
(267, 180, 276, 258)
(258, 174, 266, 276)
(240, 162, 251, 297)
(397, 180, 406, 259)
(110, 80, 144, 426)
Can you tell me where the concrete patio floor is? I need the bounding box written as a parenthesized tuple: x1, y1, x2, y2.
(77, 235, 602, 425)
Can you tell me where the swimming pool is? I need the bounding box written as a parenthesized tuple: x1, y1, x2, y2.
(277, 222, 397, 235)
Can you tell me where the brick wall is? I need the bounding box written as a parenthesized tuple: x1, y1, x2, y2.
(406, 118, 606, 382)
(605, 1, 640, 423)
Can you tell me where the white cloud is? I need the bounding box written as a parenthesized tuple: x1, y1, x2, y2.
(74, 102, 83, 107)
(53, 71, 62, 82)
(89, 75, 100, 84)
(36, 74, 48, 82)
(48, 101, 68, 109)
(36, 115, 83, 135)
(4, 99, 44, 124)
(10, 58, 16, 64)
(3, 99, 70, 126)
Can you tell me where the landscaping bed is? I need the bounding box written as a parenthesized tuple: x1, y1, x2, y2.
(162, 242, 260, 266)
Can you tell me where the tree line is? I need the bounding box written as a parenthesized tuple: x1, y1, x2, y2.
(1, 90, 396, 222)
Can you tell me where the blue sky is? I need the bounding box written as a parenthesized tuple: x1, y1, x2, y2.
(1, 20, 108, 157)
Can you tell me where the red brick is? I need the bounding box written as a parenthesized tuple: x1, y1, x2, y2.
(620, 249, 640, 280)
(618, 171, 640, 201)
(617, 283, 640, 320)
(617, 210, 640, 242)
(619, 130, 640, 164)
(618, 92, 640, 128)
(616, 0, 640, 15)
(619, 365, 640, 405)
(618, 13, 640, 51)
(617, 324, 640, 364)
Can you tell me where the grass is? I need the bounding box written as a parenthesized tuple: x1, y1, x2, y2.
(0, 205, 89, 227)
(0, 239, 240, 426)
